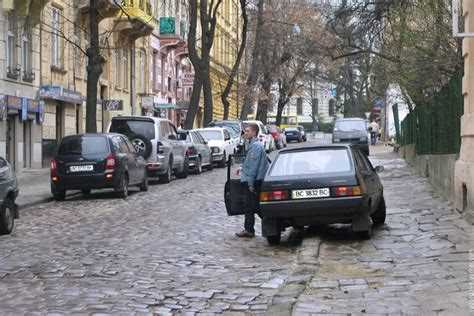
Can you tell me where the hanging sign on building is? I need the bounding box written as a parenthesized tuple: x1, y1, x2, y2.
(21, 98, 28, 121)
(0, 95, 6, 121)
(6, 95, 21, 115)
(103, 100, 123, 111)
(37, 101, 45, 124)
(160, 17, 176, 35)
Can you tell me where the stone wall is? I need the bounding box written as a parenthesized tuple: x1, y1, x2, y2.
(401, 145, 458, 205)
(454, 0, 474, 223)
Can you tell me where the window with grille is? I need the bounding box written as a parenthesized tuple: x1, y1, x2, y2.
(123, 48, 129, 90)
(6, 13, 17, 76)
(115, 49, 122, 87)
(297, 97, 303, 115)
(51, 7, 63, 68)
(21, 21, 33, 81)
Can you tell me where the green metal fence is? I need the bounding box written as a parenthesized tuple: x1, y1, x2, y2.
(400, 74, 464, 155)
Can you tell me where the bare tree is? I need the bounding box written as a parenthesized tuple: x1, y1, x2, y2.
(185, 0, 223, 128)
(220, 0, 248, 120)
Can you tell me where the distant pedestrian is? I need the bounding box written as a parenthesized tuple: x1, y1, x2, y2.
(369, 120, 379, 145)
(236, 123, 269, 238)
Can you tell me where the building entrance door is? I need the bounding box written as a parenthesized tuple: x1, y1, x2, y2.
(23, 120, 32, 169)
(6, 116, 16, 170)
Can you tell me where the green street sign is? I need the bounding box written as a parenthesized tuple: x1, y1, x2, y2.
(160, 17, 176, 35)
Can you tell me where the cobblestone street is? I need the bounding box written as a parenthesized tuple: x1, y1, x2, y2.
(0, 142, 472, 315)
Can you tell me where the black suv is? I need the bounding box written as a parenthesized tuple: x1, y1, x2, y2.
(51, 133, 148, 200)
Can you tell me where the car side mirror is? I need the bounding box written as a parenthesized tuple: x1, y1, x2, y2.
(375, 166, 384, 173)
(168, 134, 177, 140)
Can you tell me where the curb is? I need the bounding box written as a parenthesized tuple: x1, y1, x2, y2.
(265, 235, 322, 316)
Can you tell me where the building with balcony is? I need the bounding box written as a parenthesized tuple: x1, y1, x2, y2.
(0, 0, 48, 170)
(209, 0, 242, 122)
(37, 0, 155, 166)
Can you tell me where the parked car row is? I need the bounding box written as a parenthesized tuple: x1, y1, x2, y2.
(50, 117, 243, 202)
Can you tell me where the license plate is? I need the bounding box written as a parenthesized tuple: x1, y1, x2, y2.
(69, 165, 94, 172)
(292, 188, 330, 199)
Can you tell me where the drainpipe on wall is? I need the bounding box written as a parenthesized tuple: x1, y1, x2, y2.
(130, 41, 136, 116)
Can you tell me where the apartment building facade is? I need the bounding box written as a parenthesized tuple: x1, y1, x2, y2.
(0, 0, 46, 170)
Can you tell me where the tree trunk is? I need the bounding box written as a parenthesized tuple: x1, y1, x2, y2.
(240, 0, 264, 120)
(275, 96, 289, 126)
(202, 70, 213, 126)
(85, 0, 103, 133)
(184, 76, 202, 129)
(222, 0, 248, 120)
(256, 75, 272, 124)
(186, 0, 201, 128)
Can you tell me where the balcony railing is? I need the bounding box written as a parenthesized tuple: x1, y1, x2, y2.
(118, 0, 154, 29)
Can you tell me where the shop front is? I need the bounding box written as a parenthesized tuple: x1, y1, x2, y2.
(38, 85, 84, 167)
(0, 95, 44, 170)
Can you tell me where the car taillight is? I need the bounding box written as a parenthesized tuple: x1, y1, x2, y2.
(106, 154, 116, 171)
(157, 141, 164, 154)
(260, 190, 289, 202)
(333, 186, 363, 197)
(51, 159, 58, 181)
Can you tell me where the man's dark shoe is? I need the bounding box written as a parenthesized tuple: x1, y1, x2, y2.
(235, 230, 255, 238)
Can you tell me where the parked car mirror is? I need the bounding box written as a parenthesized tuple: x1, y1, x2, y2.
(375, 165, 384, 173)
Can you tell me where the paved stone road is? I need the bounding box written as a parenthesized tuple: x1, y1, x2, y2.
(287, 150, 472, 315)
(0, 142, 471, 315)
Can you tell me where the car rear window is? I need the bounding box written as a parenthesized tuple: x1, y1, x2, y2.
(285, 128, 298, 132)
(58, 136, 109, 156)
(269, 149, 352, 176)
(110, 119, 155, 140)
(199, 130, 223, 141)
(335, 120, 366, 132)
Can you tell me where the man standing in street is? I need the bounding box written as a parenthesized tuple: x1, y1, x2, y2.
(369, 120, 380, 145)
(236, 123, 269, 238)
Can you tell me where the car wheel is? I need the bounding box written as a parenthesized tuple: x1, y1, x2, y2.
(117, 174, 129, 199)
(266, 234, 281, 245)
(130, 134, 153, 159)
(139, 172, 149, 192)
(176, 157, 189, 179)
(371, 197, 386, 226)
(160, 160, 173, 184)
(194, 157, 203, 174)
(218, 152, 227, 168)
(0, 198, 15, 235)
(81, 189, 91, 196)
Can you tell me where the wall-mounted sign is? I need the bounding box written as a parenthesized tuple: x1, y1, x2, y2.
(141, 96, 154, 109)
(103, 100, 123, 111)
(39, 85, 84, 104)
(160, 17, 176, 35)
(154, 103, 175, 110)
(181, 73, 194, 87)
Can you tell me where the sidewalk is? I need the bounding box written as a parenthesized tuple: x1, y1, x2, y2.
(15, 168, 53, 209)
